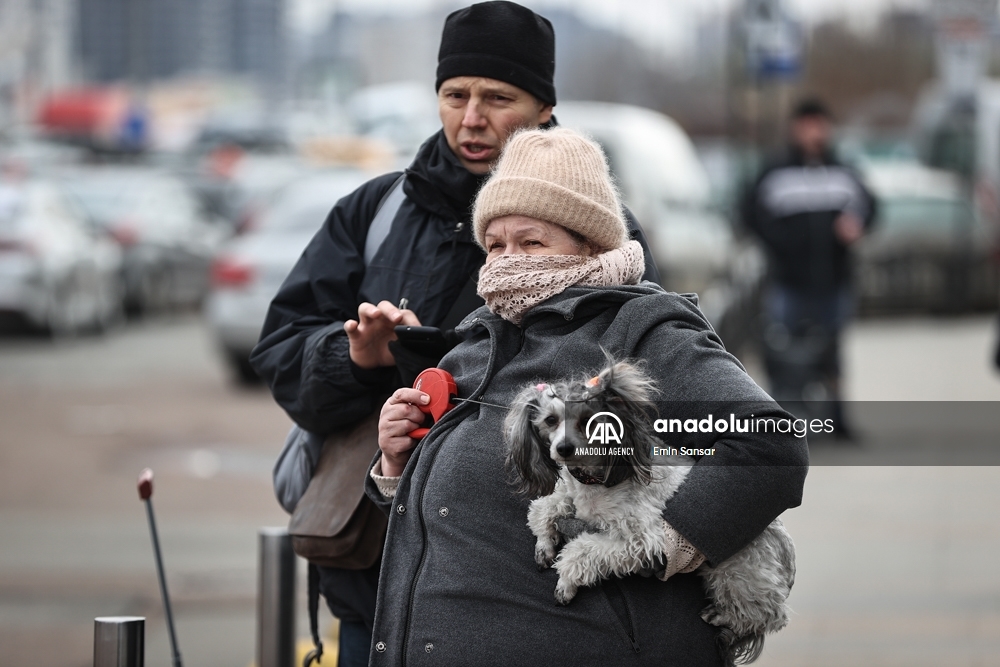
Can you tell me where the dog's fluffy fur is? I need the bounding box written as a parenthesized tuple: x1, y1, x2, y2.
(504, 358, 796, 666)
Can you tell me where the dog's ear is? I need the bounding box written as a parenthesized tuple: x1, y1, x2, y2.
(592, 357, 657, 487)
(602, 417, 654, 487)
(504, 385, 560, 497)
(601, 361, 656, 403)
(625, 420, 654, 484)
(585, 351, 656, 402)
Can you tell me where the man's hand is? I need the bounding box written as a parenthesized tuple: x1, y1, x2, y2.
(345, 300, 420, 369)
(834, 212, 864, 246)
(378, 387, 430, 477)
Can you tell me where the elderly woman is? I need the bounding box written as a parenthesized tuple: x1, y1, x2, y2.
(360, 128, 808, 666)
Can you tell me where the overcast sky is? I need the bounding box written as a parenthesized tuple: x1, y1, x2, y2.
(289, 0, 933, 62)
(290, 0, 933, 35)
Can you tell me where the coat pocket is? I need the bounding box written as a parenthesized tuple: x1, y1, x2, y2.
(600, 578, 641, 653)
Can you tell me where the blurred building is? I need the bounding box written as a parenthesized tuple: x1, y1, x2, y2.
(299, 8, 695, 118)
(76, 0, 286, 90)
(0, 0, 75, 127)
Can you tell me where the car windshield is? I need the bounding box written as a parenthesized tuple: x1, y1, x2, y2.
(878, 198, 973, 234)
(259, 174, 367, 233)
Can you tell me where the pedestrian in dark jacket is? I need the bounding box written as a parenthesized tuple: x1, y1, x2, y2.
(249, 3, 658, 664)
(742, 97, 876, 435)
(367, 128, 807, 666)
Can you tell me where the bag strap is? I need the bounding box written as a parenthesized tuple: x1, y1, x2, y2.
(303, 563, 324, 667)
(302, 174, 405, 663)
(363, 173, 406, 266)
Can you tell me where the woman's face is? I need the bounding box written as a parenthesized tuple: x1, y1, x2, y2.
(483, 215, 590, 264)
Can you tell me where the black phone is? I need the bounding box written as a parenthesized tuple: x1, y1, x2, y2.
(393, 325, 451, 358)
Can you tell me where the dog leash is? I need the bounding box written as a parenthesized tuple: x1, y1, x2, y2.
(408, 369, 508, 438)
(453, 397, 508, 410)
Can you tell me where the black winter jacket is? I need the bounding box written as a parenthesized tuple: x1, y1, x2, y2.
(742, 148, 876, 293)
(250, 129, 659, 625)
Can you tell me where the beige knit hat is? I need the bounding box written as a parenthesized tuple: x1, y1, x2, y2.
(473, 127, 628, 252)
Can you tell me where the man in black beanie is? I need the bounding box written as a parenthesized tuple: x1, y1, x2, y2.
(251, 3, 658, 665)
(435, 0, 556, 173)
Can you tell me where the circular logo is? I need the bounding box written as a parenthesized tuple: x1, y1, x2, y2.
(585, 411, 625, 445)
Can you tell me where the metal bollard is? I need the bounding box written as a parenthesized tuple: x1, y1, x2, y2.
(94, 616, 144, 667)
(257, 527, 296, 667)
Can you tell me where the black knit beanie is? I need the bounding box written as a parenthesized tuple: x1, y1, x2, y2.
(436, 1, 556, 106)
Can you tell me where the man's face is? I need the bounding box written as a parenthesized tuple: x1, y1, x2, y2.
(790, 115, 832, 159)
(439, 76, 553, 175)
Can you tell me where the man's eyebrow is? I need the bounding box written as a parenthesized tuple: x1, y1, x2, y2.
(439, 84, 467, 94)
(481, 86, 518, 97)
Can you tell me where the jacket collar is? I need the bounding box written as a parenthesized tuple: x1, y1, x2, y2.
(787, 144, 839, 167)
(526, 283, 672, 321)
(455, 282, 681, 334)
(404, 130, 488, 223)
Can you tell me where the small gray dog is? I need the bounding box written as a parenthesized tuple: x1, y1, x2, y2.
(504, 359, 796, 666)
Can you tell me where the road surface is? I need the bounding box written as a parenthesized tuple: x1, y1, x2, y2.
(1, 313, 999, 666)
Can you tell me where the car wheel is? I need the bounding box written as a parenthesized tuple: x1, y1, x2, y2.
(45, 289, 78, 340)
(93, 284, 125, 335)
(136, 266, 166, 316)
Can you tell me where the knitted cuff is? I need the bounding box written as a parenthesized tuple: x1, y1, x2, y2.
(658, 520, 706, 581)
(369, 457, 401, 499)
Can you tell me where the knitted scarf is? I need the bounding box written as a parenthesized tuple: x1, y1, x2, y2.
(476, 240, 645, 324)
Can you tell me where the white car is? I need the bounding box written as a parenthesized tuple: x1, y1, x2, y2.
(60, 166, 228, 314)
(0, 178, 123, 335)
(205, 169, 369, 382)
(555, 101, 764, 352)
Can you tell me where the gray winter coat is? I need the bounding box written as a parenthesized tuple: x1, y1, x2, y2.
(364, 283, 809, 667)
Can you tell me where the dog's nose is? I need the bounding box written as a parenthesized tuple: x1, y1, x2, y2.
(556, 443, 575, 458)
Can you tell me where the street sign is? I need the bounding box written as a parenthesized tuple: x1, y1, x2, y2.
(743, 0, 803, 79)
(931, 0, 998, 97)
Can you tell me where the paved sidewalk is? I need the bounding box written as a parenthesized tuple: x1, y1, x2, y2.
(1, 315, 998, 666)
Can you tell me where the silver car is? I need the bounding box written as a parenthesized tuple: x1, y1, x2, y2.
(0, 178, 123, 335)
(205, 169, 369, 382)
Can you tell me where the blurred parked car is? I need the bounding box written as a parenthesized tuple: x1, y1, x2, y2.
(1, 132, 87, 176)
(59, 167, 227, 314)
(857, 159, 999, 314)
(0, 178, 122, 334)
(182, 152, 314, 232)
(556, 101, 765, 354)
(205, 169, 369, 382)
(190, 110, 292, 159)
(349, 81, 441, 162)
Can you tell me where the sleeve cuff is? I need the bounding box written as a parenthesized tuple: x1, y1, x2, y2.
(659, 519, 706, 580)
(370, 457, 401, 499)
(349, 359, 399, 387)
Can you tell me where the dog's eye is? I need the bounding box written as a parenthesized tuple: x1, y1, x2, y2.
(544, 415, 559, 426)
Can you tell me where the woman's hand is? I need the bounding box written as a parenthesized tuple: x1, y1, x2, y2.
(345, 301, 421, 369)
(378, 387, 430, 477)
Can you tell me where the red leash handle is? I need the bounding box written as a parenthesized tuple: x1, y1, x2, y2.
(408, 368, 458, 439)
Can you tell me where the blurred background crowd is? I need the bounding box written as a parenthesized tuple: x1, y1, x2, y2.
(2, 1, 1000, 666)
